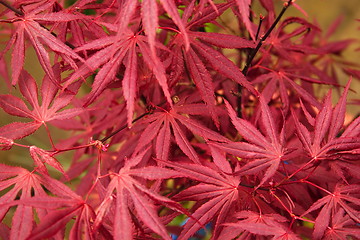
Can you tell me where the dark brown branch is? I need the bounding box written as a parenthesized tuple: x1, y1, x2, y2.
(255, 14, 264, 41)
(0, 0, 23, 16)
(237, 0, 293, 117)
(243, 0, 292, 76)
(100, 110, 153, 143)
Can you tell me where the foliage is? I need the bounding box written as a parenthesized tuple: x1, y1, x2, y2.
(0, 0, 359, 239)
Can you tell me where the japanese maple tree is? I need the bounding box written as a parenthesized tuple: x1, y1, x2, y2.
(0, 0, 359, 239)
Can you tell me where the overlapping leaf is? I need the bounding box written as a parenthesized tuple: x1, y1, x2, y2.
(134, 106, 229, 163)
(166, 1, 257, 126)
(0, 164, 83, 240)
(221, 211, 301, 240)
(161, 160, 240, 240)
(292, 79, 360, 180)
(1, 2, 84, 85)
(95, 150, 187, 240)
(0, 1, 359, 240)
(64, 31, 172, 126)
(323, 209, 360, 240)
(301, 184, 360, 239)
(211, 98, 286, 187)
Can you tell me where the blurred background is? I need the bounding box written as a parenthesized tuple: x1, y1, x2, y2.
(287, 0, 360, 115)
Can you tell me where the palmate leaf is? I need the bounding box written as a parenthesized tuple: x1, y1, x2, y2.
(301, 184, 360, 239)
(0, 1, 359, 240)
(95, 150, 188, 240)
(252, 70, 322, 111)
(292, 79, 360, 180)
(160, 158, 246, 239)
(0, 71, 84, 140)
(19, 187, 95, 240)
(62, 0, 186, 119)
(69, 34, 130, 105)
(190, 32, 256, 92)
(28, 203, 92, 240)
(221, 211, 301, 240)
(249, 17, 339, 112)
(323, 209, 360, 240)
(66, 31, 172, 126)
(0, 164, 83, 240)
(166, 1, 257, 126)
(161, 160, 240, 240)
(1, 3, 84, 85)
(211, 98, 285, 188)
(13, 195, 94, 240)
(134, 106, 228, 163)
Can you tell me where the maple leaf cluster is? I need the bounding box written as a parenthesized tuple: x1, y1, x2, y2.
(0, 0, 359, 239)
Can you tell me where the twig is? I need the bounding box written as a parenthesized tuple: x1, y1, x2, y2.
(243, 0, 293, 76)
(0, 0, 23, 16)
(237, 0, 293, 117)
(255, 14, 264, 41)
(99, 85, 193, 144)
(100, 110, 153, 143)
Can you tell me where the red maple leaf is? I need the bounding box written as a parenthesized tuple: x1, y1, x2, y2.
(301, 184, 360, 239)
(1, 1, 83, 85)
(211, 97, 286, 188)
(292, 79, 360, 181)
(221, 211, 301, 240)
(134, 104, 228, 164)
(161, 160, 240, 239)
(0, 164, 85, 240)
(93, 149, 188, 239)
(0, 70, 84, 140)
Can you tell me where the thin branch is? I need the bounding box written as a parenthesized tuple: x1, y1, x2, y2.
(100, 110, 153, 143)
(0, 0, 23, 16)
(237, 0, 293, 117)
(255, 14, 264, 41)
(242, 0, 293, 76)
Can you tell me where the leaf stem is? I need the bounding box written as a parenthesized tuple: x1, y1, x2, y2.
(44, 123, 57, 150)
(275, 157, 316, 187)
(239, 182, 269, 191)
(269, 190, 293, 216)
(301, 180, 333, 195)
